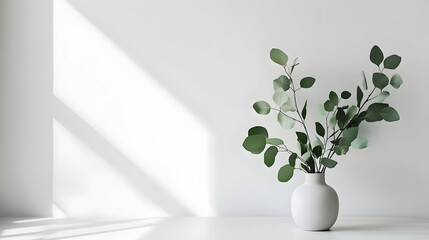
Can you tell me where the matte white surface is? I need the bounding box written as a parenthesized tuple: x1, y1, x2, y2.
(0, 0, 53, 217)
(0, 217, 428, 240)
(53, 0, 429, 218)
(291, 173, 338, 230)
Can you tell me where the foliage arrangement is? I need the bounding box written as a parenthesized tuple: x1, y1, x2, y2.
(243, 46, 403, 182)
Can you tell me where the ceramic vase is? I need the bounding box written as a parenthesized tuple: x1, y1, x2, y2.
(291, 173, 339, 231)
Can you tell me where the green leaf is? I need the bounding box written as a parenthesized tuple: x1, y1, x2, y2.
(324, 100, 335, 112)
(373, 91, 390, 103)
(345, 105, 358, 124)
(273, 88, 289, 107)
(370, 45, 384, 66)
(339, 127, 359, 147)
(306, 157, 315, 173)
(312, 145, 323, 158)
(351, 137, 368, 149)
(362, 71, 368, 90)
(315, 122, 325, 137)
(278, 165, 294, 182)
(341, 91, 351, 99)
(380, 107, 400, 122)
(266, 138, 284, 145)
(248, 126, 268, 138)
(298, 142, 307, 156)
(329, 91, 339, 105)
(301, 163, 310, 173)
(383, 55, 401, 69)
(270, 48, 288, 66)
(357, 86, 363, 108)
(273, 75, 291, 91)
(277, 112, 296, 129)
(373, 72, 389, 90)
(300, 77, 316, 88)
(365, 103, 388, 122)
(301, 100, 308, 119)
(318, 104, 328, 117)
(329, 114, 337, 128)
(336, 108, 346, 129)
(264, 146, 278, 167)
(281, 99, 296, 112)
(390, 74, 403, 89)
(289, 153, 297, 167)
(321, 158, 338, 168)
(296, 131, 308, 144)
(302, 151, 311, 161)
(253, 101, 271, 115)
(243, 134, 266, 154)
(313, 136, 324, 148)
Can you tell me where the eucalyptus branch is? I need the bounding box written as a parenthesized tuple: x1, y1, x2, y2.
(283, 66, 315, 169)
(278, 144, 310, 168)
(271, 108, 303, 124)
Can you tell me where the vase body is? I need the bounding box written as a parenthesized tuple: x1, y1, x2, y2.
(291, 173, 339, 231)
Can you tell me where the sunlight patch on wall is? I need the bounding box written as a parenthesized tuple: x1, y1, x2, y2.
(54, 0, 213, 217)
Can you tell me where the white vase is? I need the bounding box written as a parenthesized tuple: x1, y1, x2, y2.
(291, 173, 339, 231)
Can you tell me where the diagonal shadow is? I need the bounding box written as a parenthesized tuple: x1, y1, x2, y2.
(53, 96, 193, 216)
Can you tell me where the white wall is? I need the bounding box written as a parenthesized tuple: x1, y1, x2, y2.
(54, 0, 429, 218)
(0, 0, 53, 217)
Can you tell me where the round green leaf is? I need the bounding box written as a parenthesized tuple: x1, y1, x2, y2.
(273, 75, 291, 91)
(300, 77, 316, 88)
(277, 112, 296, 129)
(383, 55, 401, 70)
(390, 74, 403, 89)
(248, 126, 268, 137)
(243, 134, 266, 154)
(336, 108, 346, 129)
(313, 136, 324, 148)
(289, 153, 297, 167)
(345, 105, 358, 124)
(329, 91, 339, 105)
(361, 71, 368, 90)
(270, 48, 288, 66)
(339, 127, 359, 147)
(273, 89, 289, 107)
(318, 104, 328, 117)
(315, 122, 325, 137)
(321, 158, 338, 168)
(266, 138, 284, 146)
(380, 107, 400, 122)
(329, 114, 337, 128)
(341, 91, 351, 99)
(351, 137, 368, 149)
(281, 99, 296, 112)
(373, 72, 389, 90)
(264, 146, 278, 167)
(370, 45, 384, 66)
(365, 103, 389, 122)
(278, 165, 294, 182)
(373, 91, 390, 103)
(253, 101, 271, 115)
(324, 100, 335, 112)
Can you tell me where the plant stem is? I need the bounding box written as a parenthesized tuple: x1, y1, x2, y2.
(277, 144, 310, 168)
(283, 66, 316, 171)
(271, 108, 303, 124)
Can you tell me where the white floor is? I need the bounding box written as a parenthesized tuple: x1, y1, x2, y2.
(0, 217, 428, 240)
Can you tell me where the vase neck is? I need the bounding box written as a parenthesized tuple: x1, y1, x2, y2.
(305, 173, 325, 184)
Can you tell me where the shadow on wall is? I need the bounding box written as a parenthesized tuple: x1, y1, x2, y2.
(54, 0, 288, 217)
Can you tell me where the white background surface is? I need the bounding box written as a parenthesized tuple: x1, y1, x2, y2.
(0, 0, 53, 216)
(1, 217, 428, 240)
(1, 0, 429, 218)
(53, 0, 429, 218)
